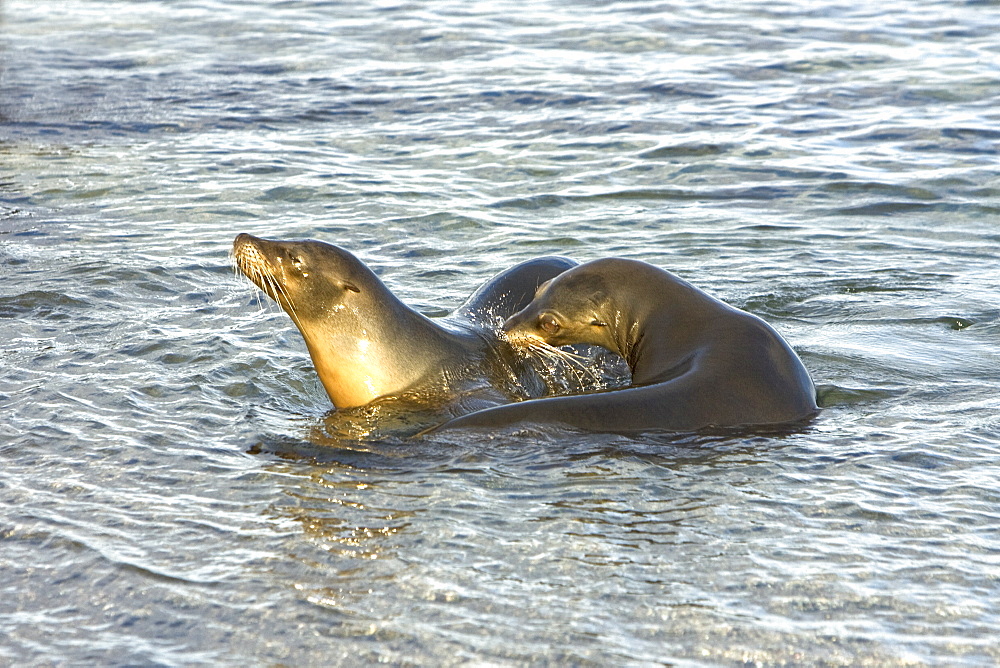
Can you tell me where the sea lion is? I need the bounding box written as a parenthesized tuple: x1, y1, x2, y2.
(427, 258, 818, 434)
(231, 233, 584, 412)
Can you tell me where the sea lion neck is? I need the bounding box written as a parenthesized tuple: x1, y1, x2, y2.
(602, 270, 719, 386)
(302, 287, 473, 409)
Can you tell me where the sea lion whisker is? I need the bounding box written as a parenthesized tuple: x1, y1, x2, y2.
(260, 270, 304, 328)
(234, 251, 289, 319)
(524, 339, 591, 370)
(515, 338, 606, 388)
(232, 260, 268, 312)
(244, 273, 268, 312)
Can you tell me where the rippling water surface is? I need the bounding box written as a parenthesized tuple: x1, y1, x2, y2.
(2, 0, 1000, 664)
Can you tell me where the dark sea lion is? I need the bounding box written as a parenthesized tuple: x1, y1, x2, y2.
(231, 233, 581, 413)
(428, 258, 818, 434)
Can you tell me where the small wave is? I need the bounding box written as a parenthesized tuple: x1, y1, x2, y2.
(816, 384, 901, 408)
(0, 291, 90, 319)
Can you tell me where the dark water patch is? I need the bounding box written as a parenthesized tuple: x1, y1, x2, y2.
(121, 339, 175, 360)
(248, 433, 426, 469)
(65, 261, 125, 277)
(729, 165, 852, 181)
(386, 212, 489, 231)
(639, 143, 734, 159)
(967, 186, 1000, 199)
(0, 291, 90, 319)
(925, 316, 977, 331)
(843, 126, 935, 143)
(0, 205, 25, 220)
(0, 120, 190, 142)
(238, 63, 294, 77)
(490, 186, 800, 210)
(489, 193, 567, 210)
(734, 223, 807, 233)
(259, 185, 318, 202)
(942, 126, 1000, 141)
(901, 84, 994, 105)
(832, 272, 951, 293)
(224, 86, 613, 126)
(420, 417, 814, 460)
(414, 269, 464, 280)
(828, 201, 951, 216)
(500, 90, 600, 108)
(639, 83, 719, 99)
(234, 163, 289, 175)
(816, 385, 901, 408)
(821, 181, 940, 200)
(515, 236, 590, 248)
(889, 450, 962, 471)
(216, 380, 267, 399)
(392, 245, 451, 260)
(761, 56, 887, 74)
(87, 58, 145, 72)
(1, 254, 29, 267)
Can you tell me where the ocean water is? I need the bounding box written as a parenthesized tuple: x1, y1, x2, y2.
(2, 0, 999, 664)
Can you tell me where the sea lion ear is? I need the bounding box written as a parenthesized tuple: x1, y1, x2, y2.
(341, 280, 361, 293)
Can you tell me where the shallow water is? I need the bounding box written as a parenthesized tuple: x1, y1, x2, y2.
(2, 0, 1000, 664)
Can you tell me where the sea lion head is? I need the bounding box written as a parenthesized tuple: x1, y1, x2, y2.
(233, 233, 429, 409)
(232, 233, 371, 323)
(502, 262, 617, 351)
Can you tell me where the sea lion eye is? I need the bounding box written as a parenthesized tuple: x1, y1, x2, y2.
(539, 314, 561, 334)
(590, 318, 607, 327)
(289, 256, 309, 277)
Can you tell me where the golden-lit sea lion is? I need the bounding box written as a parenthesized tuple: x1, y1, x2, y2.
(231, 233, 584, 412)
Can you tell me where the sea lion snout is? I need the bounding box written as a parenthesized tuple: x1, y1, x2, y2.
(233, 232, 257, 246)
(501, 309, 528, 334)
(232, 233, 269, 257)
(502, 308, 543, 344)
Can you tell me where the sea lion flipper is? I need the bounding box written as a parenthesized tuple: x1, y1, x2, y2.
(422, 380, 707, 435)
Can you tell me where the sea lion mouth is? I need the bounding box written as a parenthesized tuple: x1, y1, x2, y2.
(505, 331, 569, 360)
(502, 328, 545, 347)
(500, 329, 611, 394)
